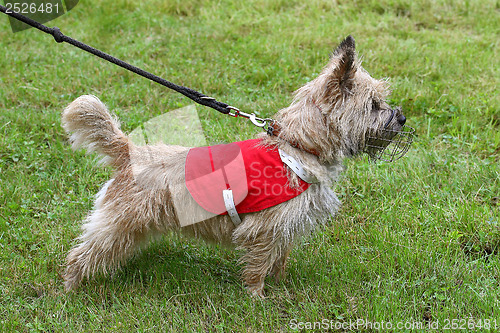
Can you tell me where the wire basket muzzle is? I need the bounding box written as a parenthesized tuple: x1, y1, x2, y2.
(364, 125, 415, 162)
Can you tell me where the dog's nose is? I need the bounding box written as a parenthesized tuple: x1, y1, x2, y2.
(397, 114, 406, 125)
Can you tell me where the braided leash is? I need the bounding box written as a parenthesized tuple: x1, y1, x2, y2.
(0, 5, 274, 129)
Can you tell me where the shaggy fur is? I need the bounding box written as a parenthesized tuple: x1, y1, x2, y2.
(62, 36, 408, 297)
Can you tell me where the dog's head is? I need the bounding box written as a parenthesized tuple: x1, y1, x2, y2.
(282, 35, 414, 162)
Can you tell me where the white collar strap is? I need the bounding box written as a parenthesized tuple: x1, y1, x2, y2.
(279, 149, 319, 184)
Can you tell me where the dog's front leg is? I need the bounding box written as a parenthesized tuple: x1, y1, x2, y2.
(236, 229, 290, 298)
(269, 244, 293, 281)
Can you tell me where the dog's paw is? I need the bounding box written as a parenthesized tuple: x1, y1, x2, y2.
(246, 285, 266, 299)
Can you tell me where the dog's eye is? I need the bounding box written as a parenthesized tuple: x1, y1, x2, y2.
(372, 100, 380, 112)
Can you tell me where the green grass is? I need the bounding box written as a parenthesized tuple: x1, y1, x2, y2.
(1, 0, 499, 331)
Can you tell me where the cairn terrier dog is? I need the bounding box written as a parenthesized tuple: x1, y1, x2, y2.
(62, 36, 413, 296)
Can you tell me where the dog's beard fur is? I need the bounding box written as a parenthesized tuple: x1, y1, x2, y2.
(62, 36, 407, 297)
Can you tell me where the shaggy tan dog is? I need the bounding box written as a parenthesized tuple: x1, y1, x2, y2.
(62, 36, 413, 297)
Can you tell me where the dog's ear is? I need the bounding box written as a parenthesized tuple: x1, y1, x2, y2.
(325, 35, 357, 95)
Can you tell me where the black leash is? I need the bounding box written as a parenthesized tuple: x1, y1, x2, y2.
(0, 5, 273, 128)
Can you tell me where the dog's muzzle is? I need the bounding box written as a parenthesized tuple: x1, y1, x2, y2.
(365, 125, 415, 162)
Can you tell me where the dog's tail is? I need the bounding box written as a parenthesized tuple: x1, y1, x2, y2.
(62, 95, 131, 168)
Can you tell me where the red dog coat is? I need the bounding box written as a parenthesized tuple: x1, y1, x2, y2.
(185, 139, 310, 216)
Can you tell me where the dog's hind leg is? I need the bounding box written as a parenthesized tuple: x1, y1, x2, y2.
(63, 177, 171, 291)
(63, 211, 151, 291)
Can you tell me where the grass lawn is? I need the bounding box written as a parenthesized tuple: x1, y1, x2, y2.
(1, 0, 499, 331)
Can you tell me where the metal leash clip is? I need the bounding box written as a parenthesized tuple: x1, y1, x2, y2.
(226, 106, 272, 128)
